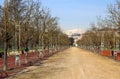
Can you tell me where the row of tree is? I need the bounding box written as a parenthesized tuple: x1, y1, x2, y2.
(0, 0, 70, 71)
(77, 0, 120, 51)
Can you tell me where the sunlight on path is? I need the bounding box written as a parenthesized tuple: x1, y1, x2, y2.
(11, 47, 120, 79)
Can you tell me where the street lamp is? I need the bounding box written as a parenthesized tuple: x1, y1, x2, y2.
(15, 23, 21, 66)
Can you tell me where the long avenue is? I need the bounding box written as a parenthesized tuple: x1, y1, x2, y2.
(12, 47, 120, 79)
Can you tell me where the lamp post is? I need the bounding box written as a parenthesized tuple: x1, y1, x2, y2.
(15, 22, 21, 66)
(15, 24, 21, 50)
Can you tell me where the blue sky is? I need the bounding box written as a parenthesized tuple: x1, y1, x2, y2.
(41, 0, 115, 31)
(0, 0, 115, 31)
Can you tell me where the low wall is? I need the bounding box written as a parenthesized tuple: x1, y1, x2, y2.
(101, 50, 111, 57)
(117, 53, 120, 61)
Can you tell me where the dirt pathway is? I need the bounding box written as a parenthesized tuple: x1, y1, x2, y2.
(10, 47, 120, 79)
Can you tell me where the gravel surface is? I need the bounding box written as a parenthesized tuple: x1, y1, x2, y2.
(11, 47, 120, 79)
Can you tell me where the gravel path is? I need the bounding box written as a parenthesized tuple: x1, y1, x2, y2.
(11, 47, 120, 79)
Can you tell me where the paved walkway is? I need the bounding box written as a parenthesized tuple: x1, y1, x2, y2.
(11, 47, 120, 79)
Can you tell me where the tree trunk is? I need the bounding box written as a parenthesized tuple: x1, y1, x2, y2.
(3, 40, 8, 71)
(25, 43, 28, 64)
